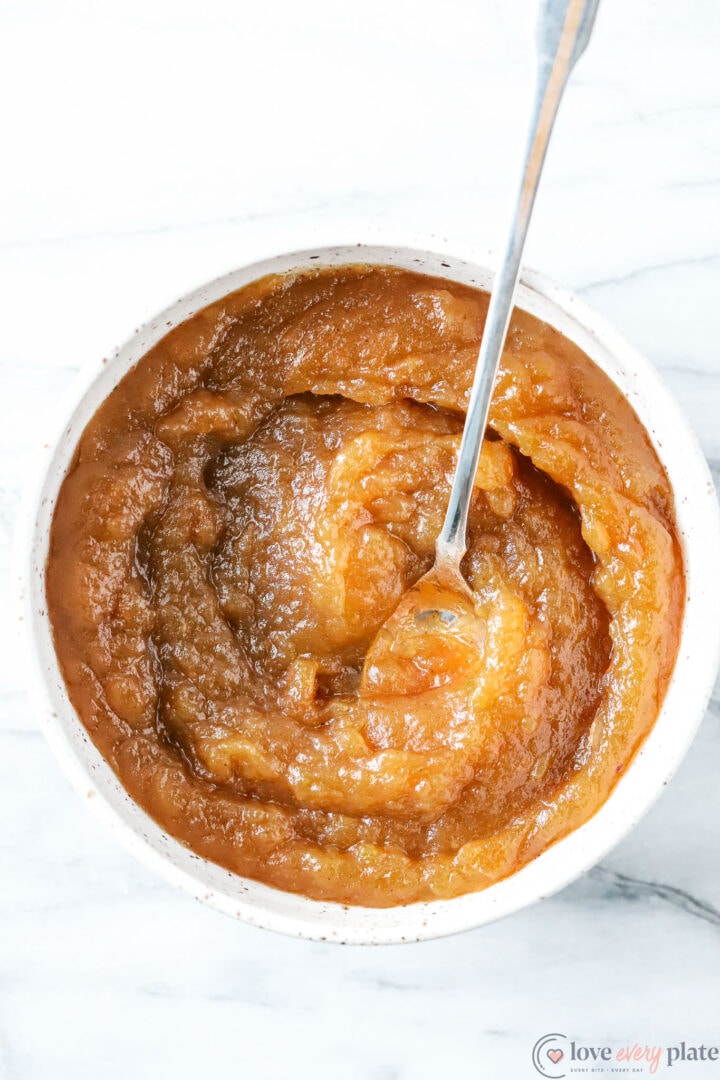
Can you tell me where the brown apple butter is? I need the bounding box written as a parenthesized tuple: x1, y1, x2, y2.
(46, 265, 683, 905)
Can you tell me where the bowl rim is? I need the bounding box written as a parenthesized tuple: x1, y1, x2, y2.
(16, 224, 720, 944)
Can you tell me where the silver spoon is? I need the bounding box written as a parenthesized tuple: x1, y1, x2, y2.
(362, 0, 600, 694)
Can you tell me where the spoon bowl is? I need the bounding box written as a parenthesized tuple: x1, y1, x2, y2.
(360, 563, 484, 697)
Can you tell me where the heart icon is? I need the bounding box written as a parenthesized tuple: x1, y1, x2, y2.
(548, 1049, 564, 1064)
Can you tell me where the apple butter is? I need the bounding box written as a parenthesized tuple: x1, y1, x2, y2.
(46, 265, 683, 905)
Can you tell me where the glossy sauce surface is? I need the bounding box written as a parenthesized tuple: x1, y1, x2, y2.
(47, 266, 683, 905)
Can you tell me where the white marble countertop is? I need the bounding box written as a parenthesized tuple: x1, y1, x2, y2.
(1, 0, 719, 1076)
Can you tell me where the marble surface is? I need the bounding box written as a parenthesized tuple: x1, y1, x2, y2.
(1, 0, 720, 1076)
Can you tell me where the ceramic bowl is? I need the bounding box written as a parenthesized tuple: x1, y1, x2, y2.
(19, 230, 720, 944)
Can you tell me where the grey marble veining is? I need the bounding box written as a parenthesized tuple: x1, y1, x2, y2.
(1, 0, 719, 1077)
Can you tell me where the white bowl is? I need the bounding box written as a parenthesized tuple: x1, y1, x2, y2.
(18, 230, 720, 944)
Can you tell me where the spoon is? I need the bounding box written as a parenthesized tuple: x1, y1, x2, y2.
(362, 0, 600, 696)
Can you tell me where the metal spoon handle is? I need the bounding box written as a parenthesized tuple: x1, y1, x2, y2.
(436, 0, 600, 566)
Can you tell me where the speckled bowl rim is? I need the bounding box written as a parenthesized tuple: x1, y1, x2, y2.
(17, 224, 720, 944)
